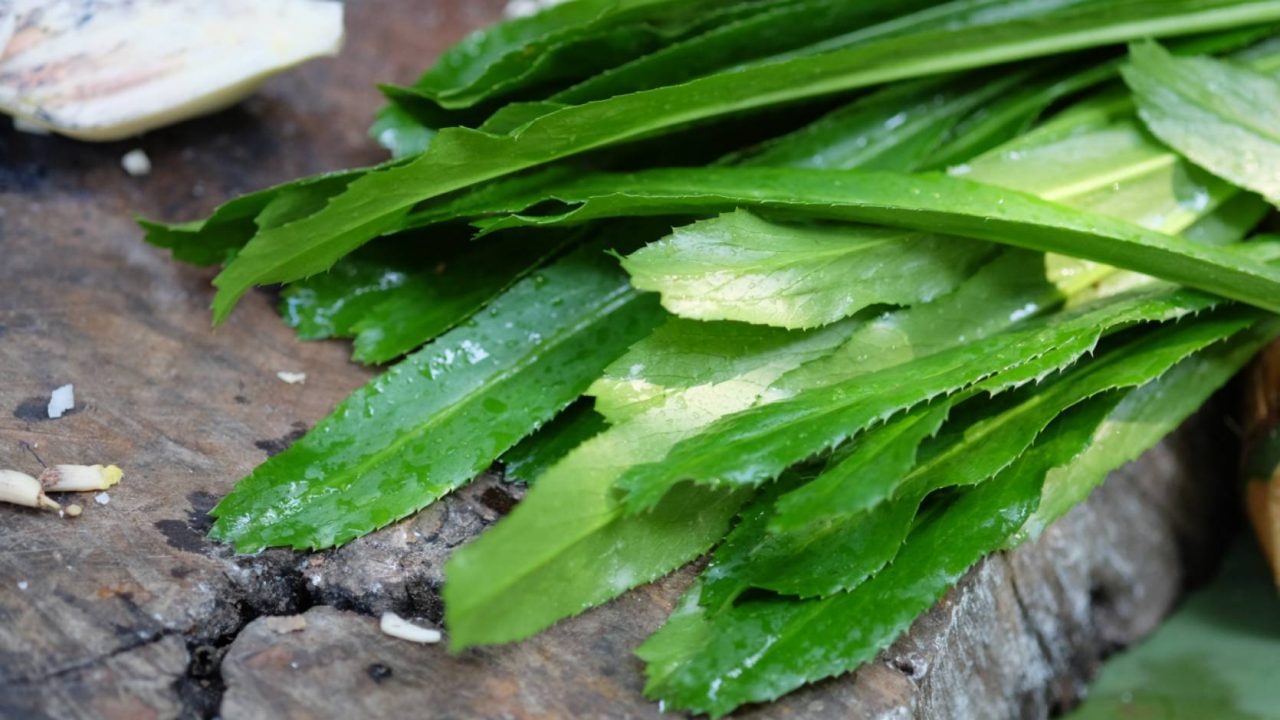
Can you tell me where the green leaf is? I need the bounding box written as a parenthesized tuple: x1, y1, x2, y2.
(1124, 40, 1280, 205)
(1065, 540, 1280, 720)
(588, 315, 860, 424)
(621, 210, 993, 328)
(553, 0, 936, 105)
(767, 401, 952, 533)
(697, 467, 921, 613)
(960, 118, 1246, 236)
(476, 166, 1280, 314)
(208, 0, 1280, 320)
(443, 312, 860, 648)
(389, 0, 772, 112)
(726, 74, 985, 171)
(919, 22, 1280, 170)
(775, 249, 1064, 393)
(208, 241, 663, 551)
(279, 230, 569, 362)
(639, 393, 1118, 717)
(140, 169, 365, 266)
(695, 309, 1258, 603)
(641, 320, 1276, 716)
(500, 400, 607, 485)
(1019, 315, 1280, 540)
(347, 232, 573, 364)
(370, 103, 436, 158)
(612, 279, 1238, 513)
(921, 56, 1121, 170)
(279, 242, 422, 341)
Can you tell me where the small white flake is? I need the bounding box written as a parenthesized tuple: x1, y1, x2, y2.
(277, 371, 307, 385)
(121, 149, 152, 176)
(379, 612, 442, 644)
(17, 581, 28, 591)
(94, 492, 110, 506)
(48, 384, 75, 419)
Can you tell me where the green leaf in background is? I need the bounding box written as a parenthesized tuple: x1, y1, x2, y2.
(621, 210, 993, 328)
(500, 399, 607, 485)
(1065, 539, 1280, 720)
(443, 313, 859, 648)
(473, 166, 1280, 313)
(208, 0, 1280, 320)
(1125, 40, 1280, 206)
(208, 241, 663, 551)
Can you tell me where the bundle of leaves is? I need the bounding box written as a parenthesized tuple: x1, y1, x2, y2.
(145, 1, 1280, 715)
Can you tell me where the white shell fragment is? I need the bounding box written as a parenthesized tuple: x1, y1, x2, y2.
(0, 0, 345, 141)
(40, 464, 123, 492)
(94, 492, 111, 506)
(379, 612, 442, 644)
(47, 384, 74, 419)
(121, 148, 151, 176)
(0, 469, 60, 511)
(277, 371, 307, 385)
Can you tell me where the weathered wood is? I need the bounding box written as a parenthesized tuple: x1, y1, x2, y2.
(0, 2, 1239, 718)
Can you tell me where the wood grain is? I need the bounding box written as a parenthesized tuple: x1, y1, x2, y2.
(0, 2, 1240, 718)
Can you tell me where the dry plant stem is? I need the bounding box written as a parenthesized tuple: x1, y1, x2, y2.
(0, 469, 61, 510)
(39, 464, 123, 493)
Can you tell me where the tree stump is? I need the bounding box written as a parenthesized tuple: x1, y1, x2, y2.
(0, 2, 1243, 717)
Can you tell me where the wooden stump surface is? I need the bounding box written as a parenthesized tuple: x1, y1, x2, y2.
(0, 2, 1241, 718)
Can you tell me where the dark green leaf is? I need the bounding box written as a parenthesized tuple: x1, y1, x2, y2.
(208, 0, 1280, 319)
(209, 241, 663, 551)
(500, 400, 607, 485)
